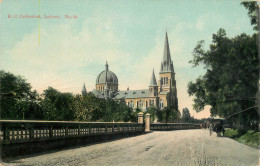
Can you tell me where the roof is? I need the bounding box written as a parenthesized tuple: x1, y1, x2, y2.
(149, 69, 157, 86)
(113, 89, 151, 99)
(96, 62, 118, 84)
(159, 91, 168, 95)
(160, 33, 174, 73)
(163, 33, 171, 63)
(90, 89, 105, 99)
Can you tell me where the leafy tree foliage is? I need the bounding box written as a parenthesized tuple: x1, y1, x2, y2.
(144, 106, 157, 122)
(73, 94, 94, 121)
(42, 87, 76, 121)
(181, 108, 191, 122)
(188, 28, 258, 117)
(241, 1, 258, 30)
(1, 70, 181, 123)
(83, 93, 104, 121)
(101, 99, 133, 122)
(0, 70, 42, 120)
(157, 106, 180, 123)
(127, 108, 142, 122)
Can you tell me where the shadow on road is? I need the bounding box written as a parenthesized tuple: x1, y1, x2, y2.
(1, 131, 151, 162)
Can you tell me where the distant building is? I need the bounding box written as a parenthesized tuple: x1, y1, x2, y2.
(82, 33, 178, 110)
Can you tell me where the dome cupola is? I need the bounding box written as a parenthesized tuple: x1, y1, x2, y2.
(96, 62, 118, 84)
(96, 62, 118, 93)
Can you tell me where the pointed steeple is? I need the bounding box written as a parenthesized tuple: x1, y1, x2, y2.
(149, 68, 158, 86)
(163, 32, 171, 63)
(161, 32, 174, 73)
(81, 83, 87, 96)
(105, 61, 109, 71)
(104, 61, 109, 99)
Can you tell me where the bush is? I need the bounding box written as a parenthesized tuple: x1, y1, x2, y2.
(224, 129, 239, 138)
(225, 129, 260, 148)
(224, 129, 247, 138)
(238, 130, 260, 148)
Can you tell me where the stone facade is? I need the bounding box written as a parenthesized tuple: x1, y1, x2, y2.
(82, 33, 178, 110)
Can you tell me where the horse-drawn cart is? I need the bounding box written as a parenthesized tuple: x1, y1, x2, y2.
(208, 118, 229, 136)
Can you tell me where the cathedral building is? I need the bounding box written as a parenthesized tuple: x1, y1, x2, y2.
(82, 33, 178, 110)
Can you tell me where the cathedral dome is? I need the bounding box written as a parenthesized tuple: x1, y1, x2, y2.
(96, 70, 118, 84)
(96, 62, 118, 84)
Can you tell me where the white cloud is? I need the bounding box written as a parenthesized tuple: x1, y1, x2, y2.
(7, 14, 212, 119)
(8, 16, 133, 94)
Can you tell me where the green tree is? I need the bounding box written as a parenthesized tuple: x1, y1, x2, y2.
(156, 107, 180, 123)
(166, 107, 180, 123)
(145, 106, 158, 122)
(0, 70, 42, 120)
(73, 94, 93, 121)
(188, 28, 258, 117)
(101, 99, 133, 122)
(156, 109, 163, 122)
(181, 108, 191, 122)
(42, 87, 75, 121)
(241, 1, 258, 30)
(83, 93, 104, 121)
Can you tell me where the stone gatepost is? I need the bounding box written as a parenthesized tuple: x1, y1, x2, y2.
(145, 113, 150, 132)
(137, 112, 144, 124)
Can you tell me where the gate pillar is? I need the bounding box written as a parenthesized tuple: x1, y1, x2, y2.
(145, 113, 150, 132)
(137, 112, 144, 124)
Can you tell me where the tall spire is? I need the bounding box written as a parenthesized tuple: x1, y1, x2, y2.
(104, 61, 109, 99)
(161, 32, 174, 73)
(81, 83, 87, 96)
(163, 32, 171, 63)
(105, 61, 109, 71)
(149, 68, 157, 86)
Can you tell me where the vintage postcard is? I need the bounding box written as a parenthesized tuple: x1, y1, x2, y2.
(0, 0, 259, 165)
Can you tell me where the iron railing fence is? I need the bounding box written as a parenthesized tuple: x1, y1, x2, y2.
(0, 120, 144, 144)
(151, 123, 201, 130)
(0, 120, 201, 145)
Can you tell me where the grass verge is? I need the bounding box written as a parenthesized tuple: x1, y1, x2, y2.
(224, 129, 260, 148)
(225, 129, 260, 148)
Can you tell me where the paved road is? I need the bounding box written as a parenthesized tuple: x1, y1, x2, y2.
(2, 129, 259, 166)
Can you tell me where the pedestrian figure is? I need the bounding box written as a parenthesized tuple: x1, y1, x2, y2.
(209, 123, 213, 136)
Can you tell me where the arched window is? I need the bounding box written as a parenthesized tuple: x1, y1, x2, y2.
(140, 100, 143, 108)
(137, 101, 139, 108)
(166, 77, 168, 85)
(146, 101, 148, 108)
(131, 100, 134, 108)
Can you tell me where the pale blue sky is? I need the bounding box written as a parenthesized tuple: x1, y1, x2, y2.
(0, 0, 255, 118)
